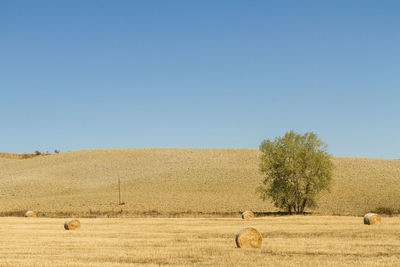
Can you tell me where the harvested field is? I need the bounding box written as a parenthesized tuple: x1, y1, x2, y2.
(0, 149, 399, 216)
(0, 216, 399, 266)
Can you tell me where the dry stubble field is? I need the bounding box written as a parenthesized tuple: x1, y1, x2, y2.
(0, 149, 400, 217)
(1, 149, 400, 266)
(1, 216, 400, 266)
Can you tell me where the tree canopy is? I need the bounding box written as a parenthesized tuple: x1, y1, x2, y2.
(257, 131, 333, 214)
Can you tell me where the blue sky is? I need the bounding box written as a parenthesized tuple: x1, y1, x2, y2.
(1, 0, 399, 158)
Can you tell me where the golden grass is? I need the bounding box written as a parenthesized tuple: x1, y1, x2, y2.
(0, 216, 399, 266)
(0, 148, 399, 216)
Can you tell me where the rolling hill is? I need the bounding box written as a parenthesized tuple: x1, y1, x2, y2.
(0, 149, 399, 217)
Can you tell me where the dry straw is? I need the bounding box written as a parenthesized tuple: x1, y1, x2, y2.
(24, 211, 37, 217)
(64, 218, 80, 230)
(235, 227, 262, 248)
(364, 213, 381, 225)
(241, 210, 255, 220)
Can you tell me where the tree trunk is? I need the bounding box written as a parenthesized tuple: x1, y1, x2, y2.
(287, 204, 292, 214)
(300, 199, 307, 214)
(301, 182, 311, 214)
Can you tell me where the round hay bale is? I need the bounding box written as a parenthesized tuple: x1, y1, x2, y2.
(241, 210, 255, 220)
(64, 218, 80, 230)
(364, 213, 381, 225)
(235, 227, 262, 248)
(24, 211, 37, 217)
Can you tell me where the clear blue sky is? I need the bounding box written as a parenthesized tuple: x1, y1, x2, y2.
(1, 0, 399, 158)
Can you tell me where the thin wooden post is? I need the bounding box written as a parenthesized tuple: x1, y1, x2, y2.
(118, 177, 121, 205)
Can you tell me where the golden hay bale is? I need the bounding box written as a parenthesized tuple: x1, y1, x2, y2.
(24, 211, 37, 217)
(241, 210, 255, 220)
(235, 227, 262, 248)
(364, 213, 381, 225)
(64, 218, 80, 230)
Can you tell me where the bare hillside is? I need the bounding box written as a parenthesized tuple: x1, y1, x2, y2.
(0, 149, 399, 217)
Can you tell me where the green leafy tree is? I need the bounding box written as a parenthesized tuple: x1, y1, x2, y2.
(257, 131, 333, 214)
